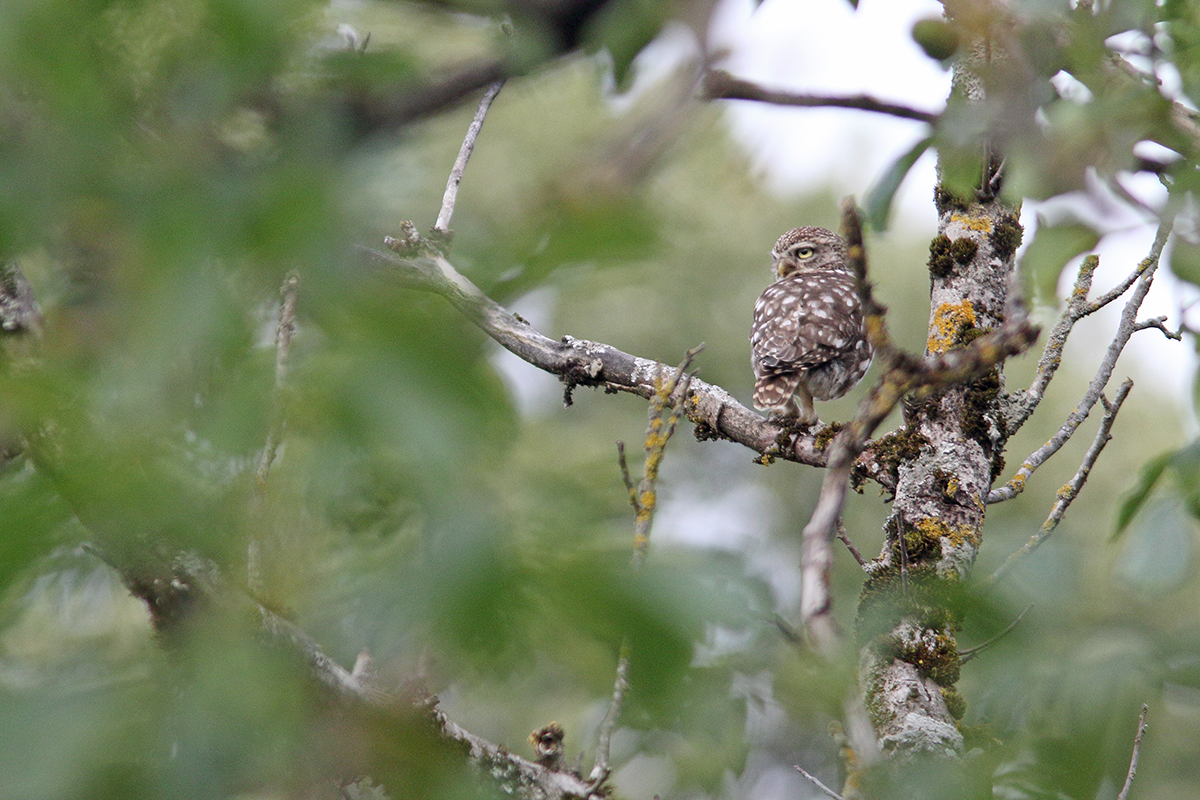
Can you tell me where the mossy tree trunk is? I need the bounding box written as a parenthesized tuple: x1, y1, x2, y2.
(855, 42, 1024, 764)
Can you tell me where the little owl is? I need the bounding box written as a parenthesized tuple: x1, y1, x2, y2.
(750, 226, 873, 424)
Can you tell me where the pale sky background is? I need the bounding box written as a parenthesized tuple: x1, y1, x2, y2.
(706, 0, 1198, 420)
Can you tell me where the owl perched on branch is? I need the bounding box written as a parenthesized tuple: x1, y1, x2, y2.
(750, 226, 873, 424)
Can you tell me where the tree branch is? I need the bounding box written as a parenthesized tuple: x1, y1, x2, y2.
(359, 244, 851, 471)
(249, 273, 299, 593)
(592, 349, 696, 787)
(702, 69, 941, 124)
(988, 378, 1133, 584)
(255, 273, 299, 488)
(793, 765, 845, 800)
(588, 644, 630, 786)
(434, 80, 505, 237)
(990, 217, 1173, 504)
(627, 347, 698, 566)
(341, 58, 510, 139)
(1004, 245, 1156, 438)
(1116, 704, 1150, 800)
(836, 520, 866, 568)
(101, 544, 599, 799)
(958, 603, 1033, 664)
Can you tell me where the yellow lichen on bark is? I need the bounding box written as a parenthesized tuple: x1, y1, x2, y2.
(911, 517, 982, 552)
(949, 212, 994, 232)
(927, 300, 977, 354)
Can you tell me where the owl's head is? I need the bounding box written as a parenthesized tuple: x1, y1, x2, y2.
(771, 226, 848, 278)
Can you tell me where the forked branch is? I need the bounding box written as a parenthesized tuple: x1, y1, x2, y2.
(361, 244, 855, 472)
(989, 379, 1133, 584)
(991, 217, 1174, 504)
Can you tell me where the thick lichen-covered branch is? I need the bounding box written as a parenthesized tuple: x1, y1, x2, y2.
(798, 202, 1037, 641)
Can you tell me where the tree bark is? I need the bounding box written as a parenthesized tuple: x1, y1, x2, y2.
(855, 35, 1024, 762)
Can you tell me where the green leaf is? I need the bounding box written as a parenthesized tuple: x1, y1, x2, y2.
(912, 18, 959, 62)
(864, 136, 932, 231)
(1168, 235, 1200, 287)
(1019, 220, 1101, 303)
(1114, 449, 1175, 537)
(584, 0, 668, 89)
(1116, 498, 1195, 593)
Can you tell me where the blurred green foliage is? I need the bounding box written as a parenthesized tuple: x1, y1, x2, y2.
(0, 1, 1196, 799)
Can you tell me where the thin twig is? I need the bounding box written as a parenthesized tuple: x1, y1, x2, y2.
(704, 69, 940, 124)
(630, 346, 700, 567)
(990, 216, 1173, 505)
(249, 274, 299, 593)
(835, 520, 866, 568)
(590, 348, 699, 787)
(588, 644, 630, 785)
(958, 603, 1033, 663)
(793, 765, 846, 800)
(434, 80, 505, 236)
(1004, 252, 1137, 437)
(1133, 315, 1182, 339)
(989, 378, 1133, 584)
(255, 274, 299, 487)
(1116, 704, 1150, 800)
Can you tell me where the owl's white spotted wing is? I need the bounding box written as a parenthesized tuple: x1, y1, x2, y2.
(752, 271, 862, 368)
(750, 269, 867, 412)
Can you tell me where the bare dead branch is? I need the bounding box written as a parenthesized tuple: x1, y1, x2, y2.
(616, 440, 635, 498)
(703, 69, 941, 124)
(588, 644, 630, 786)
(255, 274, 299, 487)
(1116, 704, 1150, 800)
(836, 520, 866, 568)
(1005, 250, 1149, 437)
(989, 378, 1133, 584)
(434, 80, 505, 237)
(958, 603, 1033, 663)
(1133, 315, 1182, 339)
(342, 58, 509, 138)
(248, 274, 300, 593)
(990, 216, 1173, 504)
(793, 765, 845, 800)
(358, 244, 850, 470)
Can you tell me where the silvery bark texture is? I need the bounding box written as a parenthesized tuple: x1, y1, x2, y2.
(856, 42, 1020, 761)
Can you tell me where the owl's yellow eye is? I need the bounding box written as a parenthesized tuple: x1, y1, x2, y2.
(794, 246, 815, 258)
